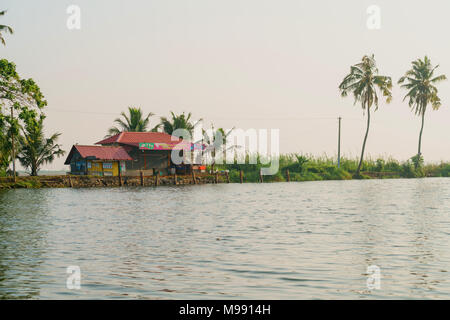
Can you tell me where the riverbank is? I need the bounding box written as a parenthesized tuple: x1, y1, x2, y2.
(1, 169, 449, 190)
(220, 154, 450, 183)
(0, 174, 225, 189)
(2, 155, 450, 189)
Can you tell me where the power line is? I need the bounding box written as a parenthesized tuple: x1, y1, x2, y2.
(44, 107, 363, 121)
(45, 107, 120, 116)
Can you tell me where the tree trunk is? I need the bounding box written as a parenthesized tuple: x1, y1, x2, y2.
(10, 107, 16, 182)
(356, 105, 371, 177)
(31, 162, 38, 176)
(417, 107, 426, 161)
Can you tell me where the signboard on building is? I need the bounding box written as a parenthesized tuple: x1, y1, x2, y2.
(139, 142, 204, 151)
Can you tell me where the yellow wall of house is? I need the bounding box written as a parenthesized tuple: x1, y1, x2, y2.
(87, 161, 119, 176)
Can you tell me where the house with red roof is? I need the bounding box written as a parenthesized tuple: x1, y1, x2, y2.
(65, 132, 204, 176)
(64, 145, 133, 176)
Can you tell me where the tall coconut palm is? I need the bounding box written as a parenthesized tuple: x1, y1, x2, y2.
(339, 54, 392, 177)
(398, 56, 446, 164)
(107, 107, 160, 137)
(0, 10, 13, 46)
(160, 111, 201, 137)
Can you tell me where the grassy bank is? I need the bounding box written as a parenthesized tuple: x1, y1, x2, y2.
(1, 155, 450, 189)
(0, 177, 43, 189)
(215, 154, 450, 183)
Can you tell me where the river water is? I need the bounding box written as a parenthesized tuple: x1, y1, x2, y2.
(1, 178, 450, 299)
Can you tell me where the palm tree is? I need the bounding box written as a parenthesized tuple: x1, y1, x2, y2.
(107, 107, 160, 137)
(160, 111, 201, 137)
(201, 124, 236, 172)
(398, 56, 446, 164)
(0, 10, 13, 46)
(339, 54, 392, 177)
(18, 112, 65, 176)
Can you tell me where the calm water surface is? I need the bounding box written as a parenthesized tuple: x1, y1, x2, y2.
(1, 178, 450, 299)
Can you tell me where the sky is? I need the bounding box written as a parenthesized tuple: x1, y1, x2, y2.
(1, 0, 450, 170)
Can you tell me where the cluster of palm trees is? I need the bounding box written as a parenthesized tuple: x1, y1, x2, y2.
(339, 54, 446, 177)
(106, 108, 235, 170)
(106, 108, 202, 138)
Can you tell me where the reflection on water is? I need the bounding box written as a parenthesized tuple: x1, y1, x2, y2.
(0, 190, 50, 299)
(1, 178, 450, 299)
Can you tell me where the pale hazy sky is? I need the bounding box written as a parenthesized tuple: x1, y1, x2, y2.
(2, 0, 450, 170)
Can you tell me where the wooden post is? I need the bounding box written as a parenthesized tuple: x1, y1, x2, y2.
(155, 170, 159, 186)
(240, 170, 243, 184)
(225, 171, 230, 183)
(68, 175, 73, 188)
(118, 161, 123, 186)
(174, 173, 178, 185)
(286, 169, 290, 182)
(192, 169, 197, 184)
(140, 171, 144, 186)
(259, 169, 263, 183)
(215, 172, 219, 184)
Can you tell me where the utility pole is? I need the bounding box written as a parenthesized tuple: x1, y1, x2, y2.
(10, 106, 16, 182)
(337, 117, 341, 168)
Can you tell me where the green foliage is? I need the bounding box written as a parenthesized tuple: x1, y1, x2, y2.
(160, 112, 201, 137)
(0, 10, 13, 46)
(401, 160, 417, 178)
(338, 54, 392, 176)
(398, 56, 446, 115)
(0, 178, 42, 189)
(426, 163, 450, 177)
(398, 56, 447, 159)
(213, 153, 447, 182)
(410, 154, 424, 169)
(375, 158, 385, 172)
(201, 125, 236, 172)
(17, 110, 65, 176)
(0, 59, 47, 110)
(384, 158, 401, 172)
(0, 59, 49, 174)
(107, 107, 159, 137)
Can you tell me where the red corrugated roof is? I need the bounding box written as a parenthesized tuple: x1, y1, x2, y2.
(96, 132, 181, 147)
(64, 145, 132, 164)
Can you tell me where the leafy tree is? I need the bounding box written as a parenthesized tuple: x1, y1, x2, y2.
(17, 109, 65, 176)
(0, 59, 47, 178)
(398, 56, 447, 166)
(0, 117, 21, 176)
(107, 107, 160, 137)
(338, 55, 392, 177)
(0, 118, 9, 175)
(160, 112, 201, 137)
(0, 10, 13, 46)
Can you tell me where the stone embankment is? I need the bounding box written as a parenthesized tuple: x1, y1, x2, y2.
(0, 173, 227, 189)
